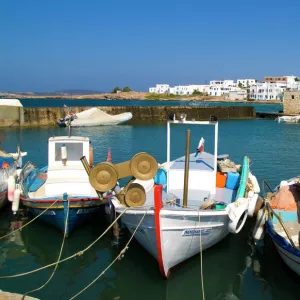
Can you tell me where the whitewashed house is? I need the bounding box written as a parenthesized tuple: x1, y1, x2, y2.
(250, 83, 285, 100)
(209, 80, 239, 96)
(149, 84, 170, 94)
(237, 79, 257, 87)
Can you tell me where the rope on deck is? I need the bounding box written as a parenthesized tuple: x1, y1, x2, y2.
(21, 197, 70, 300)
(70, 207, 150, 300)
(0, 206, 147, 279)
(0, 199, 60, 241)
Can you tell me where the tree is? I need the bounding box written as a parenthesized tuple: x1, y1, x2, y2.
(112, 86, 122, 93)
(192, 90, 204, 96)
(238, 82, 243, 88)
(295, 77, 300, 82)
(122, 86, 132, 92)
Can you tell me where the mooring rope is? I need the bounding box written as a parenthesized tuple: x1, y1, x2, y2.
(21, 197, 70, 300)
(0, 198, 60, 240)
(70, 207, 150, 300)
(198, 211, 206, 300)
(0, 206, 152, 279)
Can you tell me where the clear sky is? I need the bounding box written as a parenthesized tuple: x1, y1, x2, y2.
(0, 0, 299, 92)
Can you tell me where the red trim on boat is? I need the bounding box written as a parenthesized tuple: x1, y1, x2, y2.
(154, 185, 168, 278)
(274, 242, 300, 265)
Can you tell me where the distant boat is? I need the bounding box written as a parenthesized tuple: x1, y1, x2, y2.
(18, 135, 106, 236)
(90, 115, 261, 278)
(275, 115, 300, 123)
(57, 107, 132, 127)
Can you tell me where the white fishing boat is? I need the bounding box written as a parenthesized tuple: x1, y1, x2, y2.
(275, 115, 300, 123)
(88, 114, 261, 278)
(57, 107, 132, 127)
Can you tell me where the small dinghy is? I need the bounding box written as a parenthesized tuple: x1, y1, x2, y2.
(275, 115, 300, 123)
(88, 115, 261, 278)
(18, 135, 106, 236)
(254, 178, 300, 276)
(0, 147, 26, 210)
(57, 107, 132, 127)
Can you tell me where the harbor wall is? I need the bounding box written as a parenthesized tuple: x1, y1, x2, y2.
(1, 106, 255, 127)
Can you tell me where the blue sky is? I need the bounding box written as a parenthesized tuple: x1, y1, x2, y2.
(0, 0, 299, 92)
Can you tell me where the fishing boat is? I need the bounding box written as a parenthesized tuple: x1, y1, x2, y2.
(88, 114, 261, 278)
(0, 147, 26, 210)
(275, 115, 300, 123)
(18, 135, 106, 236)
(255, 177, 300, 276)
(57, 107, 132, 127)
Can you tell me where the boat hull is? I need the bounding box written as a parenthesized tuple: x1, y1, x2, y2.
(266, 220, 300, 276)
(118, 208, 229, 277)
(22, 197, 103, 236)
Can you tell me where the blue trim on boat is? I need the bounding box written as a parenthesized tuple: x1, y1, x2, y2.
(236, 156, 249, 199)
(266, 219, 300, 257)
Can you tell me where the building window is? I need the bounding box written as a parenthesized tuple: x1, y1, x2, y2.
(292, 95, 295, 99)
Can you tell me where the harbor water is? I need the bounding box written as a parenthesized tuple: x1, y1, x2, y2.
(0, 118, 298, 300)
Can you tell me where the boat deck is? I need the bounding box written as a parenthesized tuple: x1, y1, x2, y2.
(170, 152, 214, 171)
(274, 221, 300, 247)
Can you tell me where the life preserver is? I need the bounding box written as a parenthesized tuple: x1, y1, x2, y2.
(8, 175, 16, 201)
(89, 146, 93, 167)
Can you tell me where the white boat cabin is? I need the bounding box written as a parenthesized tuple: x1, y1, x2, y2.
(41, 136, 97, 198)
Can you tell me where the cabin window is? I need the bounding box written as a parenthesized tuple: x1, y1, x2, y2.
(292, 95, 295, 99)
(54, 142, 83, 161)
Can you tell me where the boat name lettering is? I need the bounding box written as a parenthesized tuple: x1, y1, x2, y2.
(182, 228, 212, 236)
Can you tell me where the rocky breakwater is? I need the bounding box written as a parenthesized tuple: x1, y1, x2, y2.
(18, 106, 255, 127)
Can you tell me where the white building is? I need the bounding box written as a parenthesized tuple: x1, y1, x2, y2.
(224, 90, 247, 101)
(149, 84, 170, 94)
(237, 79, 257, 87)
(250, 82, 285, 100)
(209, 80, 236, 87)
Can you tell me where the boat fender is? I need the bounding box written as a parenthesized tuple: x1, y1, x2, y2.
(226, 199, 248, 234)
(61, 144, 67, 165)
(249, 172, 260, 193)
(7, 175, 16, 201)
(252, 208, 266, 243)
(247, 193, 259, 217)
(89, 146, 93, 167)
(12, 185, 21, 215)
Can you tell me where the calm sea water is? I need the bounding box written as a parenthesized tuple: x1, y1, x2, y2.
(0, 119, 299, 300)
(15, 98, 283, 113)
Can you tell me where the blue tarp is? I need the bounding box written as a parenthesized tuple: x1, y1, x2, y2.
(0, 156, 14, 166)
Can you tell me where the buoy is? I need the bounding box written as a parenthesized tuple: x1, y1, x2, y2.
(61, 144, 67, 166)
(89, 146, 93, 167)
(249, 172, 260, 193)
(12, 185, 21, 215)
(253, 208, 266, 243)
(8, 175, 16, 201)
(226, 198, 248, 234)
(248, 192, 259, 217)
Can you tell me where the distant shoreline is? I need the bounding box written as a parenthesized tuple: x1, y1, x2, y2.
(1, 91, 282, 105)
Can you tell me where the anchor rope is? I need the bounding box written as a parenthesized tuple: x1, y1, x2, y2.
(21, 197, 70, 299)
(0, 206, 152, 279)
(198, 211, 205, 300)
(70, 207, 150, 300)
(0, 198, 60, 240)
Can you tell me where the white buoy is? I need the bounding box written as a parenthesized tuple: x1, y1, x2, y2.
(12, 186, 21, 215)
(249, 172, 260, 193)
(7, 176, 16, 201)
(253, 208, 266, 243)
(61, 144, 67, 166)
(226, 198, 249, 234)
